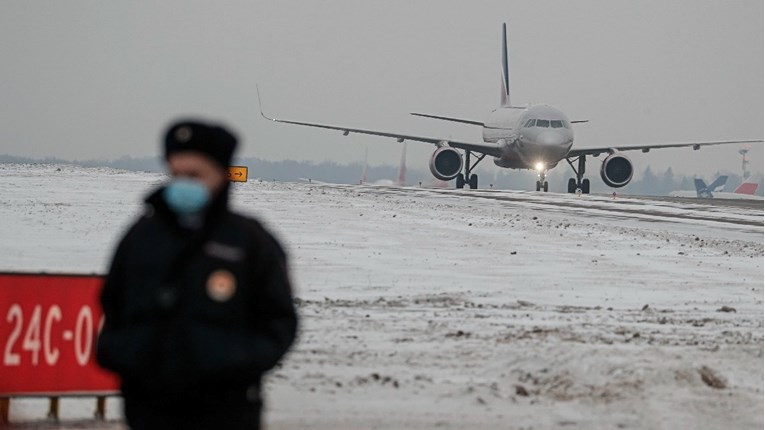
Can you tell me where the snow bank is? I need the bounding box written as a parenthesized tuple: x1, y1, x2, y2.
(1, 164, 762, 429)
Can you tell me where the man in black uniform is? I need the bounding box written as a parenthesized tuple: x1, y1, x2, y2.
(97, 119, 297, 430)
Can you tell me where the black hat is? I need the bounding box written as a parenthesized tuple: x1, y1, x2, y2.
(164, 120, 238, 168)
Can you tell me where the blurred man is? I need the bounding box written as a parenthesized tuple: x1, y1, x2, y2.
(97, 119, 297, 430)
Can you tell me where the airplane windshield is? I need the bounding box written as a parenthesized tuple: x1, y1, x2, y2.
(525, 119, 535, 127)
(536, 119, 550, 128)
(551, 120, 563, 128)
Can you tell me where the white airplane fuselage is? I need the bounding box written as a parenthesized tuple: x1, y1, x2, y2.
(482, 104, 574, 171)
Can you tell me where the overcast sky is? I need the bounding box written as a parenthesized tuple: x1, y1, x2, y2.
(1, 0, 762, 179)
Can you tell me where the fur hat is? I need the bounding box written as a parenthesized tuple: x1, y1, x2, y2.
(164, 120, 237, 168)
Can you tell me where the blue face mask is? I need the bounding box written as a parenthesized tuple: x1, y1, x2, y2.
(163, 178, 211, 215)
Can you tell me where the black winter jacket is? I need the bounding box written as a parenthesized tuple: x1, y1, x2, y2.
(96, 186, 297, 395)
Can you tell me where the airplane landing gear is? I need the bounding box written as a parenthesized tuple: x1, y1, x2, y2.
(566, 155, 590, 194)
(456, 150, 486, 190)
(567, 177, 590, 193)
(536, 170, 549, 192)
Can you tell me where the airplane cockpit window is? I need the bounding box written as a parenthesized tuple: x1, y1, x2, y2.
(536, 119, 550, 128)
(551, 120, 563, 128)
(524, 119, 535, 127)
(562, 120, 570, 128)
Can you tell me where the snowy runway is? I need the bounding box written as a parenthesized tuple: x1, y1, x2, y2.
(1, 164, 762, 429)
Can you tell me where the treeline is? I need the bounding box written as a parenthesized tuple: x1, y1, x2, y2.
(0, 154, 165, 172)
(1, 154, 762, 196)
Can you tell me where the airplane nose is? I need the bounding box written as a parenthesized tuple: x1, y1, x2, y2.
(538, 131, 566, 147)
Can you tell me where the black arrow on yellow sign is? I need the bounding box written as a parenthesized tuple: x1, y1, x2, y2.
(227, 166, 248, 182)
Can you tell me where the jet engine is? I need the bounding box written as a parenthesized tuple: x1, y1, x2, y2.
(429, 147, 463, 180)
(600, 153, 633, 188)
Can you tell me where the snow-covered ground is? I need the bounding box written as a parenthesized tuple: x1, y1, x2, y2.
(1, 164, 762, 429)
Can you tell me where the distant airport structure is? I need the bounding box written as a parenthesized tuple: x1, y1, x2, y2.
(739, 145, 752, 180)
(259, 24, 762, 193)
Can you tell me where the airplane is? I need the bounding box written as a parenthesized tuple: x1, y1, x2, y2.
(667, 175, 728, 198)
(360, 146, 368, 184)
(360, 142, 408, 186)
(694, 176, 728, 198)
(258, 23, 762, 193)
(670, 176, 763, 200)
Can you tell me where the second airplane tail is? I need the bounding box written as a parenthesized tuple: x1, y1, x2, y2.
(397, 142, 407, 186)
(500, 23, 510, 107)
(694, 175, 728, 198)
(734, 182, 758, 195)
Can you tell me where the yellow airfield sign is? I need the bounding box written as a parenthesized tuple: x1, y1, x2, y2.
(227, 166, 248, 182)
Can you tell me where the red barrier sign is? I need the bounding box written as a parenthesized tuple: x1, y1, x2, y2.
(0, 273, 119, 395)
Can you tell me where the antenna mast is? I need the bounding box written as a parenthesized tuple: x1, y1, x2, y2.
(738, 146, 751, 180)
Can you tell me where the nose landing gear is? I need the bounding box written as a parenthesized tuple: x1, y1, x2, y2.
(536, 170, 549, 192)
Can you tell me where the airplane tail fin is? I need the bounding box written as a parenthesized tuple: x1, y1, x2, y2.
(694, 176, 727, 198)
(500, 23, 510, 107)
(360, 147, 369, 184)
(707, 175, 728, 191)
(734, 182, 758, 195)
(694, 178, 709, 198)
(397, 142, 407, 186)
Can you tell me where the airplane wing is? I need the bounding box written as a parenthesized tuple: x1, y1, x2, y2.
(410, 113, 485, 126)
(259, 110, 503, 157)
(567, 140, 762, 157)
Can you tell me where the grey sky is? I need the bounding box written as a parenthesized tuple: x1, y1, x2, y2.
(1, 0, 762, 179)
